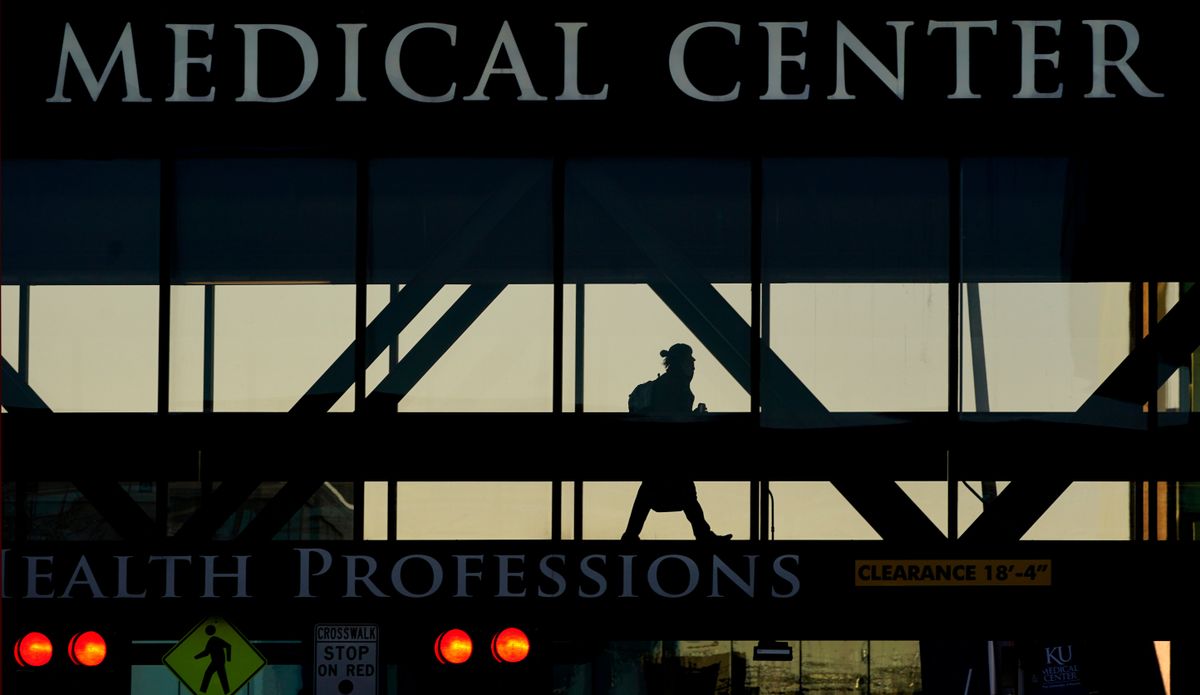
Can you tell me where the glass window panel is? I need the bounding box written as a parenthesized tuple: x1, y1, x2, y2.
(363, 481, 390, 541)
(764, 158, 948, 283)
(1054, 156, 1191, 282)
(767, 482, 882, 540)
(962, 158, 1069, 282)
(763, 159, 948, 426)
(221, 285, 353, 411)
(367, 159, 552, 411)
(1156, 281, 1197, 427)
(960, 283, 1135, 421)
(15, 482, 154, 541)
(365, 284, 552, 412)
(168, 481, 354, 540)
(732, 640, 801, 695)
(395, 482, 552, 540)
(562, 481, 577, 540)
(1159, 283, 1184, 413)
(1021, 482, 1130, 540)
(369, 159, 551, 284)
(174, 159, 354, 283)
(1, 159, 159, 284)
(553, 641, 924, 695)
(766, 283, 947, 414)
(168, 286, 205, 412)
(568, 159, 750, 283)
(966, 156, 1195, 282)
(274, 481, 356, 541)
(567, 160, 751, 413)
(170, 284, 355, 412)
(1, 286, 20, 372)
(22, 285, 157, 412)
(801, 641, 869, 693)
(867, 641, 923, 694)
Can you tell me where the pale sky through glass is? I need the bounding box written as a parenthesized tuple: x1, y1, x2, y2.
(2, 281, 1145, 540)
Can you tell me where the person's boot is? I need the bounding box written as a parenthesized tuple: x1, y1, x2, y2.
(621, 532, 640, 541)
(697, 531, 732, 542)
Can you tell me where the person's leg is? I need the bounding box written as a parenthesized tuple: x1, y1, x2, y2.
(622, 483, 653, 540)
(682, 497, 713, 537)
(681, 484, 731, 541)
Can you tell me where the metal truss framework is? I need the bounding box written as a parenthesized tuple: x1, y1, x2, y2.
(2, 161, 1196, 544)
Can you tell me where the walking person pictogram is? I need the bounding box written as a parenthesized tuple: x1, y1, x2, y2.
(195, 625, 233, 694)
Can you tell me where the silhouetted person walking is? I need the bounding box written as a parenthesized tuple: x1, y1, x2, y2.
(623, 344, 731, 541)
(196, 625, 233, 694)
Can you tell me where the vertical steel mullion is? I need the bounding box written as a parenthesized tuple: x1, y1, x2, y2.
(947, 155, 962, 541)
(158, 157, 177, 536)
(353, 157, 370, 542)
(1130, 280, 1145, 541)
(353, 481, 366, 542)
(575, 285, 585, 413)
(751, 156, 763, 416)
(1132, 480, 1144, 541)
(203, 285, 215, 413)
(553, 156, 565, 413)
(355, 157, 369, 411)
(17, 285, 30, 379)
(158, 158, 175, 413)
(1149, 281, 1159, 431)
(573, 481, 584, 540)
(390, 284, 401, 366)
(750, 156, 765, 542)
(749, 481, 760, 542)
(552, 482, 563, 541)
(762, 281, 772, 543)
(387, 481, 398, 541)
(1167, 481, 1178, 541)
(552, 157, 566, 540)
(1148, 480, 1159, 541)
(761, 481, 771, 542)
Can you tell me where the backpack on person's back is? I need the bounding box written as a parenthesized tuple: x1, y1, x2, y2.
(628, 376, 659, 413)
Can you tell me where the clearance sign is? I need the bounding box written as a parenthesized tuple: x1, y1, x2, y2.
(855, 559, 1052, 586)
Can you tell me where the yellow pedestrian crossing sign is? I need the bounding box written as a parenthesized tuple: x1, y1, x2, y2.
(163, 617, 267, 695)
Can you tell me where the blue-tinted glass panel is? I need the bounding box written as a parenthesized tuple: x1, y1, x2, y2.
(369, 159, 551, 284)
(174, 159, 355, 283)
(567, 159, 750, 283)
(764, 159, 948, 283)
(1, 159, 159, 284)
(962, 158, 1069, 282)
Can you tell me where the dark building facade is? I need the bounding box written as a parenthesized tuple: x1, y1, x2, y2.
(2, 2, 1195, 693)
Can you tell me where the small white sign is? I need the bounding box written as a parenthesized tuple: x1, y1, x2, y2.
(315, 624, 378, 695)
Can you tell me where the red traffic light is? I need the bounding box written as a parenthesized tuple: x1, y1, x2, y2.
(434, 629, 473, 664)
(69, 631, 108, 666)
(491, 627, 530, 663)
(14, 632, 53, 667)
